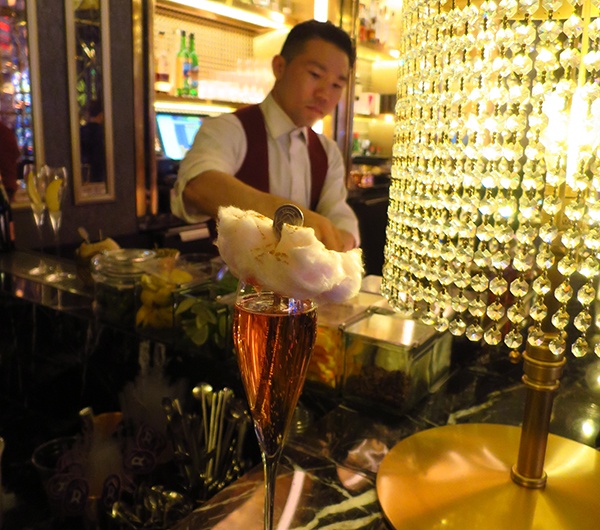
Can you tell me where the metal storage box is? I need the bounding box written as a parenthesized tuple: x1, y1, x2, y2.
(342, 308, 452, 415)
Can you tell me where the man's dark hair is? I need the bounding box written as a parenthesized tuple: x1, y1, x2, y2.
(280, 20, 356, 68)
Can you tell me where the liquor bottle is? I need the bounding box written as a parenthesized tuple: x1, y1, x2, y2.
(175, 30, 189, 96)
(154, 30, 172, 94)
(358, 2, 367, 42)
(352, 132, 361, 154)
(0, 180, 15, 252)
(188, 33, 199, 97)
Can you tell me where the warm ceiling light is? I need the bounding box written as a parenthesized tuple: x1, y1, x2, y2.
(168, 0, 288, 29)
(314, 0, 328, 22)
(154, 98, 235, 115)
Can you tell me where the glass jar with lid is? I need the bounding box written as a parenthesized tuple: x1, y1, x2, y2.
(91, 249, 156, 328)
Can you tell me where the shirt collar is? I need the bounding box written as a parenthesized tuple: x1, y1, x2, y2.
(260, 93, 307, 141)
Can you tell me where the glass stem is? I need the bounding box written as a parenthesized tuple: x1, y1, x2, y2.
(52, 232, 61, 274)
(263, 453, 280, 530)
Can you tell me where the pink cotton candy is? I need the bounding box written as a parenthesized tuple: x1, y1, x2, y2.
(216, 206, 364, 303)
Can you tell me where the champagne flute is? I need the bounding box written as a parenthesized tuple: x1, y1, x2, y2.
(43, 166, 75, 283)
(24, 163, 50, 275)
(233, 281, 317, 530)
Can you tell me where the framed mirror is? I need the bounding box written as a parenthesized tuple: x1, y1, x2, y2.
(66, 0, 115, 205)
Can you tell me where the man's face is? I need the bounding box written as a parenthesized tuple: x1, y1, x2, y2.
(271, 38, 350, 128)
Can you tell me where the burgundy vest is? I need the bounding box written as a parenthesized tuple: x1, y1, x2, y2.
(234, 104, 327, 211)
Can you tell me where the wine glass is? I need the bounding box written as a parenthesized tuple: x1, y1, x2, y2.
(43, 165, 75, 283)
(232, 280, 318, 529)
(24, 163, 50, 276)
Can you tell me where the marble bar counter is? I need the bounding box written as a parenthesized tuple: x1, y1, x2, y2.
(3, 250, 600, 529)
(172, 445, 387, 530)
(172, 342, 600, 529)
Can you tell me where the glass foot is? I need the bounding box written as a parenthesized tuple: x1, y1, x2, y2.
(45, 270, 76, 283)
(28, 262, 50, 276)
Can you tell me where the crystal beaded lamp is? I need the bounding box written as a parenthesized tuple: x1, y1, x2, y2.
(376, 1, 600, 528)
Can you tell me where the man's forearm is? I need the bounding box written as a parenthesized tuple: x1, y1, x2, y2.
(182, 171, 355, 251)
(182, 170, 281, 218)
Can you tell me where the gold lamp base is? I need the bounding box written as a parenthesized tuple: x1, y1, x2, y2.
(376, 423, 600, 530)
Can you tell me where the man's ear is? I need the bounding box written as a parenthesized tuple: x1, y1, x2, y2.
(272, 54, 286, 80)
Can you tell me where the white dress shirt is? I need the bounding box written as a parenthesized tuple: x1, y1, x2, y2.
(171, 93, 360, 243)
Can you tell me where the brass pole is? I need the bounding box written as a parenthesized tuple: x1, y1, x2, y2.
(511, 230, 568, 486)
(510, 337, 566, 488)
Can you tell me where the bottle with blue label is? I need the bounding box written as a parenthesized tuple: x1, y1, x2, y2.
(188, 33, 199, 97)
(175, 30, 190, 96)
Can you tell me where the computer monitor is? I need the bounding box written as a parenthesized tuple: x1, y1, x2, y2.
(156, 112, 204, 161)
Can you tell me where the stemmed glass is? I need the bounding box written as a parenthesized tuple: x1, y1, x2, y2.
(43, 165, 75, 283)
(24, 163, 50, 276)
(232, 281, 317, 529)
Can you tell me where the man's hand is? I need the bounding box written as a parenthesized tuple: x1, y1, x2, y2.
(303, 210, 356, 252)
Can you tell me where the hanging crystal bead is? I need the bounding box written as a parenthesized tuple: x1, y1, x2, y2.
(548, 336, 566, 356)
(528, 326, 546, 346)
(579, 256, 599, 278)
(561, 227, 581, 249)
(490, 276, 509, 295)
(516, 224, 537, 244)
(513, 247, 535, 272)
(504, 329, 523, 349)
(557, 255, 577, 276)
(574, 311, 591, 333)
(449, 317, 467, 336)
(451, 293, 470, 312)
(510, 277, 530, 297)
(577, 282, 596, 305)
(551, 307, 570, 330)
(539, 223, 559, 244)
(537, 47, 560, 73)
(532, 275, 551, 295)
(536, 246, 555, 269)
(474, 247, 492, 268)
(563, 14, 584, 39)
(466, 323, 484, 341)
(554, 280, 572, 303)
(499, 0, 519, 17)
(541, 0, 563, 12)
(421, 310, 437, 326)
(487, 300, 506, 320)
(469, 298, 487, 318)
(542, 194, 563, 215)
(571, 337, 588, 358)
(435, 316, 450, 332)
(491, 250, 511, 269)
(507, 302, 526, 323)
(559, 48, 581, 70)
(564, 200, 585, 223)
(539, 19, 562, 43)
(484, 325, 504, 345)
(530, 301, 548, 321)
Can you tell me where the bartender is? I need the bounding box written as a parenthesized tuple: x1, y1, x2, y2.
(171, 20, 359, 252)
